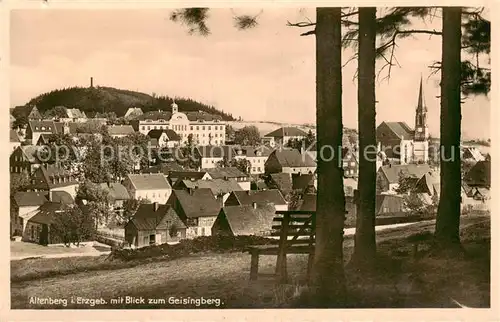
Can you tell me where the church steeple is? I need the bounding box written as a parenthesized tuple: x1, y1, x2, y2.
(414, 75, 429, 141)
(171, 98, 178, 114)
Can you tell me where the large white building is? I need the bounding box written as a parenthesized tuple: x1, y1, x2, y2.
(130, 101, 226, 146)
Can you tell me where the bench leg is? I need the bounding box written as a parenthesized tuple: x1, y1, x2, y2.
(250, 252, 259, 281)
(275, 253, 288, 284)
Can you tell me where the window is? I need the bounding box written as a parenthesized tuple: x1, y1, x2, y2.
(252, 167, 256, 172)
(201, 227, 206, 236)
(147, 126, 151, 130)
(350, 162, 355, 166)
(343, 162, 348, 168)
(257, 167, 261, 171)
(190, 126, 193, 130)
(383, 207, 388, 213)
(142, 126, 146, 130)
(152, 193, 156, 198)
(208, 126, 211, 130)
(196, 126, 199, 130)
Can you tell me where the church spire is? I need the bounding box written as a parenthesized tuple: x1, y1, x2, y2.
(414, 75, 429, 142)
(417, 75, 426, 112)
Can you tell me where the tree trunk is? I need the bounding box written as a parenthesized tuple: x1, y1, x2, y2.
(311, 7, 347, 306)
(351, 7, 378, 268)
(434, 7, 463, 252)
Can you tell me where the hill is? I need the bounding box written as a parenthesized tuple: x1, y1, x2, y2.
(24, 86, 237, 120)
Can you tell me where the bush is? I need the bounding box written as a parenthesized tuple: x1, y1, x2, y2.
(109, 235, 275, 262)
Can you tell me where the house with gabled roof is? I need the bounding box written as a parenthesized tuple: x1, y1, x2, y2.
(461, 146, 485, 162)
(195, 145, 244, 169)
(413, 171, 440, 200)
(212, 203, 276, 236)
(123, 173, 172, 204)
(376, 163, 432, 194)
(173, 178, 243, 205)
(240, 145, 272, 174)
(124, 107, 144, 119)
(464, 160, 490, 188)
(12, 105, 42, 120)
(147, 129, 181, 148)
(224, 189, 287, 211)
(166, 188, 221, 238)
(11, 191, 73, 237)
(124, 202, 186, 248)
(29, 165, 80, 198)
(206, 167, 251, 190)
(263, 126, 307, 148)
(10, 145, 44, 174)
(99, 182, 130, 212)
(265, 149, 316, 175)
(267, 173, 293, 196)
(167, 170, 211, 186)
(107, 125, 135, 138)
(25, 120, 59, 145)
(142, 162, 184, 176)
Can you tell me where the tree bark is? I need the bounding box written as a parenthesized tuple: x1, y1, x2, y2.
(351, 7, 378, 268)
(434, 7, 463, 251)
(311, 7, 347, 306)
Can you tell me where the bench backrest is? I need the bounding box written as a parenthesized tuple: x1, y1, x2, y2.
(271, 210, 316, 248)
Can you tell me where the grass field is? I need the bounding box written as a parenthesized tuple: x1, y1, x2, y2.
(11, 213, 490, 309)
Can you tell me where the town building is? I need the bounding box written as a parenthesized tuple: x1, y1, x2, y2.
(376, 163, 432, 194)
(264, 149, 316, 175)
(206, 167, 251, 190)
(123, 173, 172, 204)
(130, 101, 226, 146)
(124, 107, 144, 119)
(107, 125, 135, 138)
(196, 145, 244, 169)
(240, 146, 272, 175)
(172, 178, 243, 205)
(124, 202, 186, 248)
(212, 203, 276, 236)
(376, 77, 430, 165)
(29, 165, 80, 198)
(166, 188, 221, 238)
(224, 189, 288, 211)
(263, 127, 308, 148)
(147, 129, 181, 148)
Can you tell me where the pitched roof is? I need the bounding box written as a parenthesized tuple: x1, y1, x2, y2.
(28, 120, 57, 133)
(18, 145, 41, 163)
(135, 111, 172, 121)
(99, 182, 130, 201)
(292, 174, 315, 191)
(461, 146, 485, 162)
(30, 165, 79, 190)
(49, 191, 75, 204)
(206, 167, 248, 179)
(164, 129, 181, 141)
(107, 125, 135, 136)
(186, 111, 223, 122)
(269, 173, 293, 194)
(464, 160, 491, 187)
(127, 173, 172, 191)
(142, 162, 184, 175)
(264, 127, 308, 138)
(231, 189, 287, 206)
(414, 171, 440, 195)
(129, 204, 186, 231)
(221, 204, 276, 235)
(10, 129, 20, 143)
(66, 108, 87, 119)
(125, 107, 144, 118)
(379, 164, 432, 184)
(196, 145, 241, 159)
(178, 178, 243, 196)
(147, 129, 181, 141)
(28, 202, 65, 225)
(270, 149, 316, 168)
(240, 145, 273, 157)
(380, 121, 414, 140)
(375, 194, 405, 214)
(12, 191, 48, 207)
(168, 170, 208, 182)
(173, 188, 221, 218)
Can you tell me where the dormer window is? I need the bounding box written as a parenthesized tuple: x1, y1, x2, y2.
(35, 127, 39, 130)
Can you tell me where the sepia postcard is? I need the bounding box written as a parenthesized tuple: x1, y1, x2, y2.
(1, 0, 498, 321)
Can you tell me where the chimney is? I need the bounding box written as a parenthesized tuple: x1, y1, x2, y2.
(48, 191, 53, 202)
(246, 190, 250, 195)
(90, 77, 94, 88)
(153, 202, 159, 211)
(252, 202, 257, 209)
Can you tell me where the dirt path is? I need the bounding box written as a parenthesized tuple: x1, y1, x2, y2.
(11, 215, 489, 309)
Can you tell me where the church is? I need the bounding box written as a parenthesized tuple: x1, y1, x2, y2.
(376, 77, 430, 165)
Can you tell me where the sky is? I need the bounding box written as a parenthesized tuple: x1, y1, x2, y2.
(10, 8, 491, 139)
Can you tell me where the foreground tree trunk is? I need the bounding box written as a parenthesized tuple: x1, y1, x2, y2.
(351, 7, 378, 268)
(434, 7, 463, 251)
(311, 7, 347, 306)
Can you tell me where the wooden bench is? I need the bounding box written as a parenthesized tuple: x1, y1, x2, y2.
(245, 210, 316, 283)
